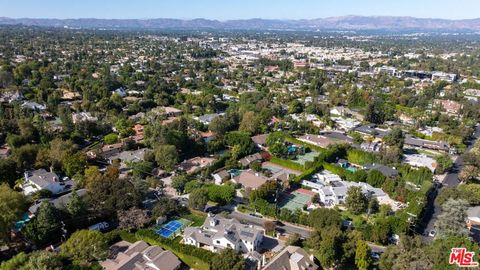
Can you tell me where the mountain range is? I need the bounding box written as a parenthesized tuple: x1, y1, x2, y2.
(1, 16, 480, 31)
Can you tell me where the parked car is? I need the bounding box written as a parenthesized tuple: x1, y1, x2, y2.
(88, 222, 109, 232)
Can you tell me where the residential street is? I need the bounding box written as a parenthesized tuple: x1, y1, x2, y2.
(419, 125, 480, 240)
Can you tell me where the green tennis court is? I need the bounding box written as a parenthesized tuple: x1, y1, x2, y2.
(292, 151, 319, 165)
(278, 190, 313, 211)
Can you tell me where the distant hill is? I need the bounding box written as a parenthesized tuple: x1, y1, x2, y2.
(1, 16, 480, 31)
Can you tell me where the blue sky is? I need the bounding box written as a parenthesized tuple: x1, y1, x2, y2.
(1, 0, 479, 20)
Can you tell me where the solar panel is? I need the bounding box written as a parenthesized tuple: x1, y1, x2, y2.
(240, 231, 254, 238)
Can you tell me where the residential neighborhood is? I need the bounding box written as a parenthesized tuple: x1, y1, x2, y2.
(2, 2, 480, 270)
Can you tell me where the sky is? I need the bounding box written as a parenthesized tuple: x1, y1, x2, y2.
(1, 0, 480, 20)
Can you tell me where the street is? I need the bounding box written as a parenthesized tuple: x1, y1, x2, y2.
(419, 125, 480, 240)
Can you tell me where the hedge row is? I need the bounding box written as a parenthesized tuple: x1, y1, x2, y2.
(269, 157, 306, 172)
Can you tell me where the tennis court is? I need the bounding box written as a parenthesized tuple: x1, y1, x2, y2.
(156, 218, 191, 238)
(278, 189, 314, 211)
(292, 151, 319, 165)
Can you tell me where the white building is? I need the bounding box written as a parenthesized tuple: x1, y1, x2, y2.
(22, 169, 71, 195)
(183, 214, 263, 253)
(403, 154, 437, 172)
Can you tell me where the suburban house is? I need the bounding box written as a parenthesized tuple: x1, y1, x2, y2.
(22, 169, 72, 195)
(317, 181, 391, 208)
(28, 189, 87, 214)
(153, 106, 183, 118)
(107, 148, 149, 164)
(404, 136, 449, 152)
(177, 157, 216, 174)
(195, 113, 224, 125)
(251, 134, 268, 149)
(434, 99, 463, 114)
(71, 112, 98, 124)
(263, 246, 319, 270)
(297, 134, 335, 148)
(239, 153, 263, 167)
(183, 214, 263, 253)
(363, 164, 398, 178)
(302, 171, 397, 209)
(233, 170, 269, 190)
(101, 240, 181, 270)
(212, 169, 231, 185)
(403, 154, 437, 172)
(87, 142, 126, 160)
(360, 141, 382, 152)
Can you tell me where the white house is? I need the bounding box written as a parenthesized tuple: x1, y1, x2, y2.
(183, 214, 263, 253)
(22, 169, 70, 195)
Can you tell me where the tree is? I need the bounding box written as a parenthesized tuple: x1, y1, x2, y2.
(86, 166, 140, 214)
(211, 248, 245, 270)
(24, 201, 61, 246)
(153, 144, 178, 171)
(61, 230, 107, 266)
(0, 159, 19, 187)
(266, 132, 288, 158)
(103, 133, 119, 144)
(308, 208, 342, 230)
(435, 154, 453, 174)
(286, 233, 301, 246)
(225, 131, 255, 156)
(434, 198, 469, 238)
(239, 111, 259, 134)
(367, 197, 380, 215)
(117, 207, 150, 230)
(206, 184, 236, 205)
(459, 165, 478, 183)
(263, 220, 275, 234)
(171, 174, 189, 194)
(288, 99, 303, 114)
(366, 170, 386, 187)
(345, 186, 368, 215)
(66, 190, 88, 217)
(0, 252, 28, 270)
(189, 188, 209, 210)
(365, 102, 384, 124)
(209, 116, 231, 137)
(22, 251, 62, 270)
(153, 197, 184, 218)
(383, 127, 404, 149)
(315, 226, 344, 268)
(63, 153, 87, 177)
(0, 184, 27, 244)
(355, 240, 373, 270)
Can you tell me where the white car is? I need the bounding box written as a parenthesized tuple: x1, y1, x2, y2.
(428, 230, 436, 237)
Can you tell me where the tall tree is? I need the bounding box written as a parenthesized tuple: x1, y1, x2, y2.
(434, 198, 469, 238)
(24, 201, 61, 246)
(22, 251, 63, 270)
(61, 230, 107, 266)
(355, 240, 373, 270)
(345, 186, 368, 215)
(0, 184, 27, 244)
(189, 188, 209, 210)
(211, 248, 245, 270)
(153, 144, 178, 171)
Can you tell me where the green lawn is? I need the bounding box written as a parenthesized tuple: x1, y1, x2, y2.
(182, 213, 206, 227)
(269, 157, 306, 172)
